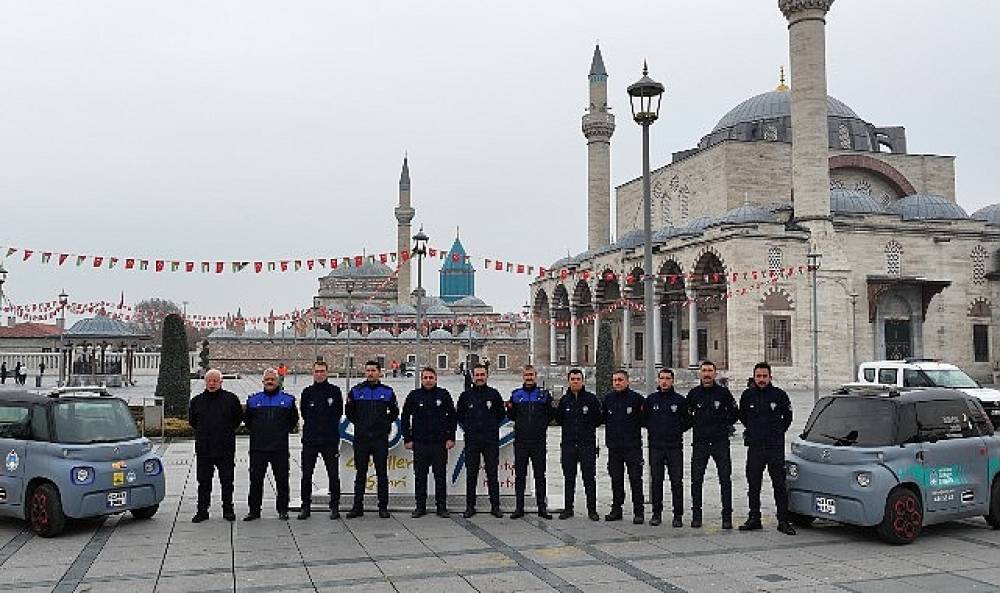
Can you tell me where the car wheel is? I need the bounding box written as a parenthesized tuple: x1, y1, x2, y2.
(788, 512, 816, 527)
(876, 487, 923, 545)
(986, 478, 1000, 529)
(131, 505, 159, 520)
(28, 483, 67, 538)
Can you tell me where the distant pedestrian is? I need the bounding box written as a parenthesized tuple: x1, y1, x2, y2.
(297, 360, 343, 520)
(457, 363, 506, 518)
(188, 369, 244, 523)
(345, 361, 399, 519)
(243, 368, 299, 521)
(13, 362, 23, 385)
(1, 362, 7, 384)
(39, 361, 46, 377)
(277, 362, 288, 388)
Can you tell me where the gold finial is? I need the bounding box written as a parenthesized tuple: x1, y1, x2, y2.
(776, 66, 789, 91)
(643, 60, 649, 76)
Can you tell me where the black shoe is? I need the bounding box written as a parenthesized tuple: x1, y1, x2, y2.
(463, 507, 476, 519)
(777, 521, 797, 536)
(722, 517, 733, 530)
(378, 509, 391, 519)
(538, 508, 553, 520)
(223, 508, 236, 522)
(738, 518, 762, 531)
(672, 516, 683, 528)
(412, 508, 427, 518)
(650, 514, 662, 527)
(329, 510, 340, 520)
(436, 507, 450, 518)
(559, 509, 574, 520)
(297, 509, 311, 520)
(510, 509, 525, 519)
(278, 511, 289, 521)
(588, 510, 601, 521)
(690, 517, 702, 528)
(605, 508, 623, 522)
(632, 514, 645, 525)
(242, 512, 260, 522)
(191, 511, 209, 523)
(346, 508, 364, 519)
(490, 508, 504, 518)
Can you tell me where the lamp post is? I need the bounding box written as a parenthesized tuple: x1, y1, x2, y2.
(412, 227, 429, 390)
(58, 290, 68, 386)
(312, 296, 321, 363)
(0, 262, 7, 314)
(628, 61, 665, 391)
(848, 291, 859, 380)
(345, 280, 355, 392)
(807, 250, 823, 402)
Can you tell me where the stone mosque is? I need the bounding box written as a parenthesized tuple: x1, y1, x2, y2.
(530, 0, 1000, 387)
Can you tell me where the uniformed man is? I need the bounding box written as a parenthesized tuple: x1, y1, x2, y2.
(243, 368, 299, 521)
(345, 360, 400, 519)
(687, 360, 739, 529)
(297, 360, 343, 520)
(738, 362, 795, 535)
(456, 363, 506, 518)
(401, 367, 457, 518)
(506, 365, 554, 519)
(555, 368, 603, 521)
(643, 368, 690, 527)
(188, 369, 243, 523)
(603, 370, 645, 524)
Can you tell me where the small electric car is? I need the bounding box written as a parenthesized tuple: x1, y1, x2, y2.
(0, 388, 165, 536)
(786, 386, 1000, 544)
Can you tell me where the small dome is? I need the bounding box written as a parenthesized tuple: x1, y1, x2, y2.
(720, 203, 774, 224)
(208, 328, 237, 339)
(366, 329, 394, 340)
(615, 230, 645, 249)
(429, 328, 453, 340)
(66, 315, 141, 338)
(516, 328, 530, 339)
(425, 304, 453, 316)
(325, 259, 393, 278)
(887, 194, 969, 221)
(398, 328, 419, 339)
(550, 255, 574, 269)
(972, 203, 1000, 225)
(357, 303, 383, 315)
(386, 303, 417, 315)
(452, 296, 487, 307)
(456, 328, 479, 339)
(321, 302, 346, 313)
(310, 328, 332, 338)
(335, 329, 363, 339)
(831, 190, 883, 214)
(240, 328, 269, 339)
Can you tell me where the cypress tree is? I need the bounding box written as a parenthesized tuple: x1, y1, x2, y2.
(156, 313, 191, 418)
(198, 340, 210, 375)
(595, 321, 614, 397)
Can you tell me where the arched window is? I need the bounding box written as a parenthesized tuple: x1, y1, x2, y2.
(767, 247, 782, 273)
(885, 241, 903, 277)
(971, 245, 987, 285)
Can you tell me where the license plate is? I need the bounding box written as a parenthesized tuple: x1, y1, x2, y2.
(107, 490, 127, 508)
(815, 496, 837, 515)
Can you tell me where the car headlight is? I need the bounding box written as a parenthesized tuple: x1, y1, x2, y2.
(790, 442, 802, 456)
(786, 462, 799, 480)
(143, 459, 162, 476)
(856, 471, 872, 487)
(71, 466, 95, 485)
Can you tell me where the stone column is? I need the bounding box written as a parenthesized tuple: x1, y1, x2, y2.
(686, 288, 698, 368)
(622, 305, 631, 367)
(570, 312, 579, 366)
(653, 301, 663, 368)
(549, 314, 557, 366)
(592, 309, 600, 365)
(671, 307, 681, 368)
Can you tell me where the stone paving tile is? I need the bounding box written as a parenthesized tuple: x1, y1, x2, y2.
(630, 556, 713, 578)
(549, 562, 631, 585)
(393, 575, 480, 592)
(786, 561, 878, 584)
(520, 544, 597, 567)
(898, 573, 1000, 592)
(464, 569, 556, 592)
(440, 550, 516, 570)
(315, 582, 397, 593)
(665, 573, 759, 593)
(306, 560, 385, 581)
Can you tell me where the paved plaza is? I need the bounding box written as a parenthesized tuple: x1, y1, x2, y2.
(1, 377, 1000, 592)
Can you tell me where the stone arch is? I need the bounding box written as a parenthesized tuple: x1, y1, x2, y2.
(531, 289, 551, 366)
(689, 248, 729, 368)
(828, 154, 917, 198)
(658, 259, 687, 368)
(624, 265, 645, 299)
(760, 287, 795, 311)
(595, 268, 621, 303)
(691, 247, 727, 285)
(968, 297, 992, 318)
(552, 284, 571, 315)
(572, 280, 593, 315)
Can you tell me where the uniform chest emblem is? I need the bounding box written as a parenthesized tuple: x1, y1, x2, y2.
(582, 405, 589, 414)
(713, 400, 720, 409)
(436, 399, 442, 406)
(652, 405, 659, 411)
(419, 402, 424, 407)
(670, 404, 677, 413)
(309, 402, 315, 407)
(327, 398, 333, 406)
(626, 406, 633, 414)
(486, 401, 492, 409)
(770, 402, 777, 411)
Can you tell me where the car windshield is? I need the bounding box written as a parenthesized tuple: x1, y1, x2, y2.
(53, 399, 139, 444)
(919, 369, 979, 389)
(802, 397, 897, 446)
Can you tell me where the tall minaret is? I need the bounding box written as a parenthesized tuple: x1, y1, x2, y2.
(779, 0, 834, 225)
(394, 156, 414, 304)
(582, 44, 615, 250)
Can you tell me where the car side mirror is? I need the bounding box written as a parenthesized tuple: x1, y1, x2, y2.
(921, 431, 939, 444)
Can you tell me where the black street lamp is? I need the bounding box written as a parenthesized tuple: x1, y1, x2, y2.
(807, 250, 823, 401)
(59, 290, 69, 386)
(412, 227, 429, 389)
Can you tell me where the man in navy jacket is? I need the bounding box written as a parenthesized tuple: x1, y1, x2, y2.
(456, 363, 506, 518)
(506, 365, 554, 519)
(604, 370, 646, 524)
(554, 368, 603, 521)
(297, 361, 343, 520)
(345, 361, 400, 519)
(243, 368, 299, 521)
(643, 368, 690, 527)
(687, 360, 739, 529)
(401, 367, 457, 518)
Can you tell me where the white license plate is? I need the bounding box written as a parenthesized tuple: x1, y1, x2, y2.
(815, 496, 837, 515)
(107, 490, 127, 508)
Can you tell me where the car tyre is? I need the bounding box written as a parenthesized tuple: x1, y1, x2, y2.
(986, 478, 1000, 529)
(29, 483, 67, 538)
(876, 487, 923, 545)
(788, 512, 816, 528)
(131, 505, 159, 520)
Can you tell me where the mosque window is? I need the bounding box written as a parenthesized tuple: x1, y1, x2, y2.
(436, 354, 448, 370)
(885, 241, 903, 276)
(879, 192, 892, 208)
(767, 247, 782, 272)
(969, 298, 991, 318)
(497, 355, 508, 370)
(838, 124, 852, 149)
(973, 325, 990, 363)
(763, 316, 792, 366)
(763, 124, 778, 142)
(830, 178, 846, 191)
(972, 245, 988, 285)
(854, 178, 872, 197)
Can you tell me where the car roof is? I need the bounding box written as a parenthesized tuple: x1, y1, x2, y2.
(830, 386, 971, 403)
(0, 388, 121, 405)
(0, 390, 51, 404)
(860, 360, 959, 371)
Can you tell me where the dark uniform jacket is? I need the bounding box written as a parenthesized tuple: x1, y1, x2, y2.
(555, 388, 603, 447)
(643, 388, 691, 449)
(603, 388, 645, 450)
(738, 383, 793, 447)
(346, 381, 399, 443)
(299, 381, 343, 447)
(506, 385, 554, 445)
(686, 382, 739, 444)
(245, 389, 299, 452)
(456, 384, 506, 445)
(401, 386, 457, 445)
(188, 388, 243, 457)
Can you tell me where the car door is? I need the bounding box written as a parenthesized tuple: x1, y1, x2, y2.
(0, 404, 32, 508)
(917, 399, 987, 516)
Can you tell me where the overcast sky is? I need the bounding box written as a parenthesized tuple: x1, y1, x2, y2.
(1, 0, 997, 323)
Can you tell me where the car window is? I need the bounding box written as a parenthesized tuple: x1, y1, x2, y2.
(0, 405, 31, 439)
(863, 368, 876, 382)
(916, 400, 977, 439)
(802, 397, 898, 446)
(53, 400, 139, 444)
(878, 368, 898, 385)
(903, 369, 934, 387)
(920, 369, 979, 389)
(30, 405, 50, 441)
(965, 398, 994, 436)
